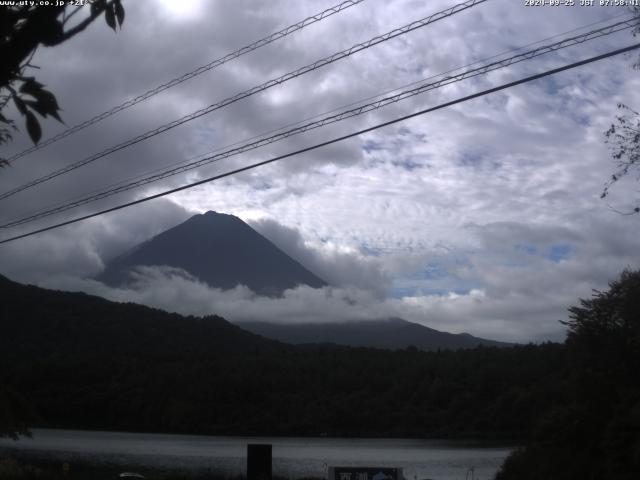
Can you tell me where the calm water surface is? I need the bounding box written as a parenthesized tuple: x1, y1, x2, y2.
(0, 429, 514, 480)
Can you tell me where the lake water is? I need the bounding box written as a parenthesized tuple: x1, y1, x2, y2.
(0, 429, 514, 480)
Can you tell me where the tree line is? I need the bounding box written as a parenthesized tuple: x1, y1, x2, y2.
(1, 270, 638, 478)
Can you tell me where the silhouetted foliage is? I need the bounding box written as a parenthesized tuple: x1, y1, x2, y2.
(603, 104, 640, 214)
(602, 6, 640, 214)
(0, 384, 33, 441)
(497, 270, 640, 480)
(0, 1, 125, 161)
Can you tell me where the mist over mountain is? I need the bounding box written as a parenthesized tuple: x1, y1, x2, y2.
(0, 273, 283, 357)
(91, 211, 512, 349)
(96, 211, 327, 296)
(237, 317, 513, 351)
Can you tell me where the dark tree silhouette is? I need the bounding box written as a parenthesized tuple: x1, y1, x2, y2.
(0, 0, 124, 438)
(0, 384, 33, 440)
(0, 0, 125, 166)
(602, 6, 640, 214)
(563, 269, 640, 346)
(497, 269, 640, 480)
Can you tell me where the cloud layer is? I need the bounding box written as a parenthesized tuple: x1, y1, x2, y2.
(1, 0, 639, 342)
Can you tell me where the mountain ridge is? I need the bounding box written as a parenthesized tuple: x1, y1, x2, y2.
(0, 272, 512, 354)
(0, 273, 284, 357)
(237, 317, 514, 351)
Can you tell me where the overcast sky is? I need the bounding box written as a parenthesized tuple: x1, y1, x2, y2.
(1, 0, 639, 342)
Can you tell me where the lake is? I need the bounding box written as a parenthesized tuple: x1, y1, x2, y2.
(0, 429, 514, 480)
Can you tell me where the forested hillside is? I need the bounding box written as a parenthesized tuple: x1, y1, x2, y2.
(237, 318, 513, 351)
(2, 271, 639, 479)
(0, 273, 560, 439)
(4, 342, 563, 439)
(0, 274, 283, 357)
(496, 270, 640, 480)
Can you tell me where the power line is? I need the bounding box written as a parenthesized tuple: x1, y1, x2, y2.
(5, 0, 367, 163)
(2, 16, 636, 230)
(0, 0, 488, 202)
(1, 14, 634, 229)
(1, 42, 638, 246)
(95, 11, 636, 195)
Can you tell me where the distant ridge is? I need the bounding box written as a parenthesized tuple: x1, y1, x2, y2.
(0, 273, 283, 357)
(96, 211, 327, 296)
(237, 317, 513, 351)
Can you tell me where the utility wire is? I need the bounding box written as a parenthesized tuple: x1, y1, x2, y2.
(0, 0, 488, 202)
(83, 11, 636, 200)
(0, 12, 632, 225)
(1, 42, 638, 246)
(5, 11, 629, 229)
(5, 0, 367, 163)
(1, 16, 635, 229)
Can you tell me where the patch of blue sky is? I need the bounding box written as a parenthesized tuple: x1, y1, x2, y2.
(417, 263, 451, 280)
(510, 243, 572, 264)
(391, 286, 452, 298)
(390, 282, 474, 299)
(389, 261, 477, 299)
(390, 286, 427, 298)
(549, 244, 572, 263)
(359, 244, 383, 257)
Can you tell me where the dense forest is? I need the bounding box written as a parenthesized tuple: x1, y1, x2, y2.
(2, 343, 565, 439)
(496, 269, 640, 479)
(0, 274, 562, 439)
(1, 270, 639, 478)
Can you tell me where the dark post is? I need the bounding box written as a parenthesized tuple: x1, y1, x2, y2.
(247, 444, 272, 480)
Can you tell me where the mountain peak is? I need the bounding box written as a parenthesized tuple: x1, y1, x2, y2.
(97, 212, 327, 296)
(199, 210, 233, 220)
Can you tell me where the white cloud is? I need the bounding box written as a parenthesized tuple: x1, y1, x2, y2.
(1, 0, 639, 343)
(0, 200, 192, 283)
(41, 265, 560, 343)
(248, 217, 390, 296)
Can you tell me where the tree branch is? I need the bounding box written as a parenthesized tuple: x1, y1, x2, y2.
(58, 1, 115, 43)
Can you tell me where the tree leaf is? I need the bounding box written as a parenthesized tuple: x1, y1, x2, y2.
(19, 77, 45, 95)
(32, 89, 60, 113)
(13, 96, 27, 115)
(114, 0, 125, 27)
(105, 4, 116, 31)
(24, 100, 47, 118)
(25, 111, 42, 144)
(40, 20, 64, 46)
(48, 108, 63, 123)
